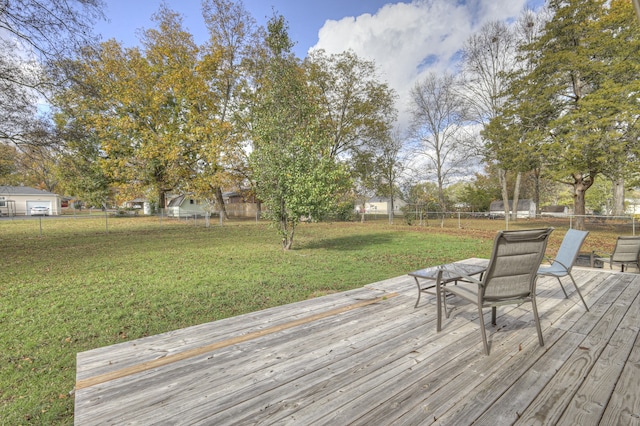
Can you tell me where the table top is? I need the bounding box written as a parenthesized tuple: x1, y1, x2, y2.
(408, 262, 487, 281)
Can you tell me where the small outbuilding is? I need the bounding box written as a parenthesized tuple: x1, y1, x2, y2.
(358, 196, 407, 215)
(541, 205, 570, 217)
(0, 186, 62, 216)
(489, 199, 537, 219)
(166, 194, 208, 218)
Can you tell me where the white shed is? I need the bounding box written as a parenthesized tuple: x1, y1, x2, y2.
(166, 194, 208, 218)
(359, 196, 407, 215)
(0, 186, 62, 216)
(489, 199, 537, 219)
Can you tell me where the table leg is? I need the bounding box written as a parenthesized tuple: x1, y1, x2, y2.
(413, 277, 422, 308)
(436, 268, 443, 332)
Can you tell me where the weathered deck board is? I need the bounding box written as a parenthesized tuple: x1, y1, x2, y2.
(74, 261, 640, 425)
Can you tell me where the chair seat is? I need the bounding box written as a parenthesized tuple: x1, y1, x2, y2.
(443, 282, 479, 302)
(537, 262, 569, 277)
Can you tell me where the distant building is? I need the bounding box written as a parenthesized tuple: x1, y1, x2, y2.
(541, 205, 570, 217)
(0, 186, 61, 216)
(357, 197, 407, 215)
(489, 199, 536, 219)
(166, 194, 207, 218)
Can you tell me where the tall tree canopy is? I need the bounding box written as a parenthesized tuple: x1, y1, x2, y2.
(488, 0, 640, 229)
(54, 5, 248, 208)
(305, 49, 397, 160)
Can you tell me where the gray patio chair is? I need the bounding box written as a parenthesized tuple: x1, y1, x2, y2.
(440, 228, 553, 355)
(537, 229, 589, 311)
(596, 236, 640, 272)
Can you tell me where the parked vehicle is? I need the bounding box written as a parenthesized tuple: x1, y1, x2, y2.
(30, 206, 49, 216)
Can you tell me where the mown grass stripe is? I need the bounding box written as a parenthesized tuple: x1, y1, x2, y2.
(76, 292, 398, 390)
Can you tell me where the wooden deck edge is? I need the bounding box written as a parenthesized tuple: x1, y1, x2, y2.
(75, 292, 398, 391)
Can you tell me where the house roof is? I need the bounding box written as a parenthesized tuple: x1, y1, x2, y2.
(0, 186, 58, 196)
(167, 195, 185, 207)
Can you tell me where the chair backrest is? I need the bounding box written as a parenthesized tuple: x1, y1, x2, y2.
(482, 228, 553, 301)
(553, 229, 589, 271)
(611, 236, 640, 263)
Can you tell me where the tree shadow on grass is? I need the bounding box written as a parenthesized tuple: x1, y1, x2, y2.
(297, 233, 395, 251)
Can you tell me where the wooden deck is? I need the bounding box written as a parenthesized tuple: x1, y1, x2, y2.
(74, 259, 640, 425)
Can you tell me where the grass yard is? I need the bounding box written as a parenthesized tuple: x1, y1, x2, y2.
(0, 215, 619, 424)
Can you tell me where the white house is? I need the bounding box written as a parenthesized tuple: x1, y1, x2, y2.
(625, 198, 640, 215)
(489, 199, 537, 219)
(0, 186, 62, 216)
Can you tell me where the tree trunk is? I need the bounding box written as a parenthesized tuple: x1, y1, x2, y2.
(281, 218, 295, 250)
(533, 168, 541, 216)
(499, 168, 510, 228)
(511, 172, 521, 222)
(612, 177, 625, 216)
(158, 189, 166, 213)
(215, 187, 228, 220)
(573, 173, 595, 230)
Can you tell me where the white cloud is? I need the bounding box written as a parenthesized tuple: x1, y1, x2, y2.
(312, 0, 533, 131)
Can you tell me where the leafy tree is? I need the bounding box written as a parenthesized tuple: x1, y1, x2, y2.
(0, 144, 19, 184)
(194, 0, 265, 219)
(349, 150, 379, 222)
(14, 145, 60, 192)
(54, 5, 239, 208)
(250, 15, 349, 250)
(408, 72, 473, 221)
(305, 49, 397, 160)
(585, 178, 613, 215)
(459, 171, 503, 212)
(304, 49, 399, 223)
(53, 114, 112, 207)
(492, 0, 640, 229)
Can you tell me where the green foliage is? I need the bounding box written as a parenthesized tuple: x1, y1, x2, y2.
(250, 15, 350, 249)
(458, 178, 498, 212)
(585, 177, 613, 214)
(305, 49, 397, 159)
(53, 4, 249, 207)
(486, 0, 640, 227)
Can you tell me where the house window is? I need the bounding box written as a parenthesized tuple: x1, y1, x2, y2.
(0, 201, 5, 207)
(190, 199, 195, 205)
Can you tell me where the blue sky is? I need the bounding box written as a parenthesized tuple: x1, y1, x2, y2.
(95, 0, 544, 128)
(95, 0, 398, 58)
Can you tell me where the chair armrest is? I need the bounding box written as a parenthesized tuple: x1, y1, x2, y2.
(549, 257, 571, 271)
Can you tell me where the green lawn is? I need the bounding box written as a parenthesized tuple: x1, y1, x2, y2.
(0, 215, 612, 424)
